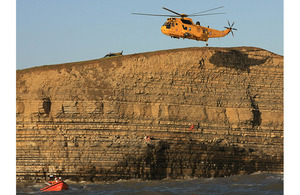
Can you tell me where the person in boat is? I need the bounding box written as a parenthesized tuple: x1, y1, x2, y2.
(48, 176, 58, 184)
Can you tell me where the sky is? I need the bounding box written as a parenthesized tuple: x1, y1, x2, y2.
(16, 0, 283, 70)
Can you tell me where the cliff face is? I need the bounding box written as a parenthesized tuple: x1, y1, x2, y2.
(16, 47, 283, 182)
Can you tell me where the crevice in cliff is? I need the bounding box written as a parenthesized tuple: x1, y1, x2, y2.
(246, 85, 262, 127)
(149, 141, 169, 180)
(42, 97, 51, 115)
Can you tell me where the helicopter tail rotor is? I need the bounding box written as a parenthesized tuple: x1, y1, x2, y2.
(224, 21, 237, 36)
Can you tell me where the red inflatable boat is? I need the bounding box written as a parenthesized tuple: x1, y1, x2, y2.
(40, 180, 69, 192)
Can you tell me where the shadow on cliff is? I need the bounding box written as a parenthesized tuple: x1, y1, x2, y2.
(209, 50, 269, 72)
(83, 140, 282, 182)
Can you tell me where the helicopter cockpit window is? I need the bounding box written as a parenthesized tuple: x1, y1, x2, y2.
(163, 22, 171, 29)
(181, 19, 192, 25)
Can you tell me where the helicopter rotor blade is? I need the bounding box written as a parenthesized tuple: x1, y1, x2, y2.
(132, 13, 178, 17)
(224, 27, 237, 30)
(189, 12, 226, 17)
(133, 6, 226, 18)
(190, 6, 224, 15)
(162, 7, 181, 16)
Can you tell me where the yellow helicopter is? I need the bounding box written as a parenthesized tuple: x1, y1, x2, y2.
(132, 6, 237, 46)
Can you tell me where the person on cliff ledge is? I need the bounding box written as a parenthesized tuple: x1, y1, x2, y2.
(189, 124, 195, 132)
(144, 135, 151, 142)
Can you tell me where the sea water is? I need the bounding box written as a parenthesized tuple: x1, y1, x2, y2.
(17, 172, 283, 195)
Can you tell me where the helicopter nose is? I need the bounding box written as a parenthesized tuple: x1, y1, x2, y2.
(161, 26, 167, 35)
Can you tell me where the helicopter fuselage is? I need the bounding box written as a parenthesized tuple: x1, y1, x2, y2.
(161, 17, 231, 42)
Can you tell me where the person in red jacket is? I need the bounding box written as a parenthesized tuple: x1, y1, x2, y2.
(189, 124, 194, 132)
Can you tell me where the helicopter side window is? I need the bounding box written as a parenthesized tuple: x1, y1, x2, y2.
(181, 19, 192, 25)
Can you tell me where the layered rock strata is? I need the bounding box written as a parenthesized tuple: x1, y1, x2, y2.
(16, 47, 283, 182)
